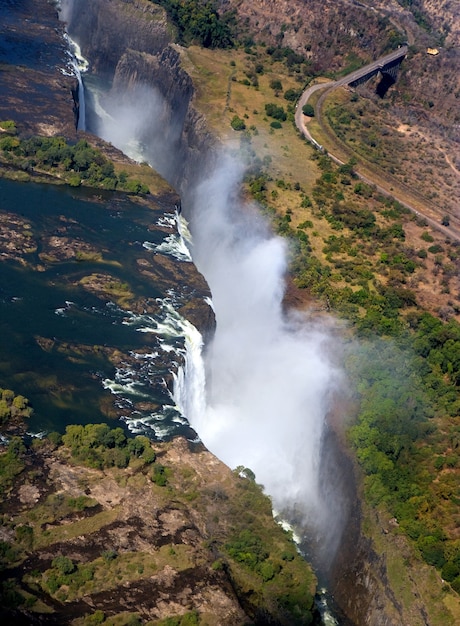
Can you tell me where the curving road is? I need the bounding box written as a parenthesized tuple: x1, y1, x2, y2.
(294, 48, 460, 244)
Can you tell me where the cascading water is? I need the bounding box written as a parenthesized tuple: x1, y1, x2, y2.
(58, 15, 347, 620)
(171, 162, 343, 623)
(62, 33, 88, 130)
(184, 156, 344, 553)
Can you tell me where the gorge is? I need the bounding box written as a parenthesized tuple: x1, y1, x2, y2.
(1, 0, 460, 624)
(57, 2, 409, 625)
(60, 0, 352, 588)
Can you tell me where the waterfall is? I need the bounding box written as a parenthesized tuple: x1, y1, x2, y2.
(173, 318, 207, 433)
(162, 155, 342, 558)
(63, 37, 347, 567)
(63, 33, 88, 131)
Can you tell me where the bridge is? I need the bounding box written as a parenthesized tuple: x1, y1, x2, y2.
(294, 46, 409, 152)
(336, 46, 408, 88)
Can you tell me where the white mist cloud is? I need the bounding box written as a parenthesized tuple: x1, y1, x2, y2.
(187, 153, 342, 539)
(93, 83, 167, 165)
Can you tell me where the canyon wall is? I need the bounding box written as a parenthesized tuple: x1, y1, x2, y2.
(217, 0, 459, 128)
(62, 0, 218, 196)
(60, 2, 454, 625)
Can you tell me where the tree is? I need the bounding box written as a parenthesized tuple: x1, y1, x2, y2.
(302, 103, 314, 117)
(269, 79, 283, 95)
(156, 0, 234, 49)
(230, 115, 246, 131)
(52, 556, 75, 575)
(265, 103, 287, 121)
(284, 88, 300, 102)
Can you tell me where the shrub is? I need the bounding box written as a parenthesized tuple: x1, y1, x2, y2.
(417, 535, 445, 568)
(302, 103, 314, 117)
(265, 103, 287, 121)
(0, 120, 17, 133)
(0, 580, 24, 608)
(15, 525, 33, 548)
(230, 115, 246, 131)
(269, 79, 283, 93)
(102, 550, 118, 563)
(52, 556, 75, 576)
(284, 88, 300, 101)
(87, 611, 105, 625)
(442, 561, 460, 582)
(152, 465, 168, 486)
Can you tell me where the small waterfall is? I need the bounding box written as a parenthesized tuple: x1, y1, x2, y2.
(172, 210, 208, 429)
(173, 318, 207, 433)
(63, 33, 88, 131)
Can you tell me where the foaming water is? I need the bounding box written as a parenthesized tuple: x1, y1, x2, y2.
(62, 33, 88, 130)
(178, 155, 343, 554)
(59, 33, 346, 562)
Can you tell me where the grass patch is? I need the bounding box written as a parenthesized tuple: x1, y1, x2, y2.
(180, 45, 320, 195)
(33, 507, 121, 549)
(36, 545, 195, 602)
(112, 161, 174, 198)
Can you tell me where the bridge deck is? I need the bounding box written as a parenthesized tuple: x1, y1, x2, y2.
(336, 46, 408, 87)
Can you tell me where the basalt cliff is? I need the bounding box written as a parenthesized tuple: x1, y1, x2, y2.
(60, 0, 218, 196)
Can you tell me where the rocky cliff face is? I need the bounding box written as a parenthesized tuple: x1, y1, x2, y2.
(60, 0, 171, 75)
(61, 0, 218, 197)
(0, 431, 318, 625)
(217, 0, 459, 127)
(218, 0, 400, 72)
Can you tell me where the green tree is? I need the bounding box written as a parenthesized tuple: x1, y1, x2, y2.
(265, 103, 287, 121)
(52, 556, 75, 575)
(269, 79, 283, 94)
(284, 88, 300, 101)
(230, 115, 246, 131)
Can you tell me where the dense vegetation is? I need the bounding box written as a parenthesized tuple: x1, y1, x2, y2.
(61, 423, 157, 469)
(0, 128, 149, 194)
(0, 389, 33, 495)
(152, 0, 235, 48)
(0, 388, 32, 426)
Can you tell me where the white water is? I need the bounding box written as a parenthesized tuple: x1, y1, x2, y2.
(171, 155, 341, 543)
(100, 294, 199, 439)
(62, 33, 88, 131)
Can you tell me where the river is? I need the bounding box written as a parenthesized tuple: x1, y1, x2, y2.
(0, 177, 205, 441)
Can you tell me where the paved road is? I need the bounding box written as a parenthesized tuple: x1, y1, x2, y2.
(295, 47, 408, 144)
(294, 48, 460, 244)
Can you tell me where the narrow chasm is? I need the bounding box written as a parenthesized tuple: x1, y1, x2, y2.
(59, 1, 384, 624)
